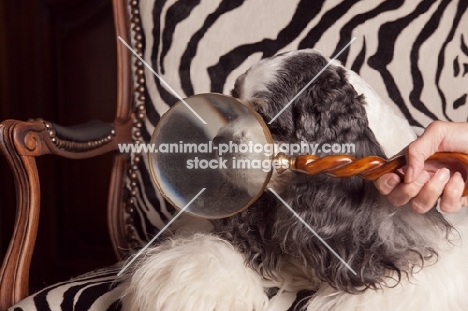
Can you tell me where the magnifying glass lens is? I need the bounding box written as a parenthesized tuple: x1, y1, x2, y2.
(149, 93, 273, 219)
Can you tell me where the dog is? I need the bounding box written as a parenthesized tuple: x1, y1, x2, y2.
(119, 49, 468, 310)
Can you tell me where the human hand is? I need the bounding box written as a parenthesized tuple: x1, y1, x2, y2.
(374, 121, 468, 213)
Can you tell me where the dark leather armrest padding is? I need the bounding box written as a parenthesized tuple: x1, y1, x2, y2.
(50, 120, 114, 142)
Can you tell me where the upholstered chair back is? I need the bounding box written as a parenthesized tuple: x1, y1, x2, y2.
(121, 0, 468, 252)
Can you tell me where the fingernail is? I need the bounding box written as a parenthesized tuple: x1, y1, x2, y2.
(453, 171, 463, 184)
(405, 166, 414, 183)
(386, 175, 400, 188)
(436, 168, 450, 182)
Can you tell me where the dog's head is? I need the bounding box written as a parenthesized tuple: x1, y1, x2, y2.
(214, 50, 453, 293)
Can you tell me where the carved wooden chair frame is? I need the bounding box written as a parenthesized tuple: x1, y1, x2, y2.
(0, 0, 145, 308)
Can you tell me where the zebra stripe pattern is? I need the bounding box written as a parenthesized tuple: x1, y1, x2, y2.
(10, 266, 124, 310)
(132, 0, 468, 245)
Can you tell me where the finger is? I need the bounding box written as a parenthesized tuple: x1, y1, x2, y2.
(410, 168, 451, 213)
(374, 173, 401, 195)
(405, 121, 447, 183)
(439, 171, 465, 213)
(387, 170, 432, 206)
(438, 122, 468, 154)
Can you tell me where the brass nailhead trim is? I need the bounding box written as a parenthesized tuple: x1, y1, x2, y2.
(37, 119, 115, 152)
(124, 0, 147, 251)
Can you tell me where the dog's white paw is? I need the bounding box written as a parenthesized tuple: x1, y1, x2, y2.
(121, 234, 268, 311)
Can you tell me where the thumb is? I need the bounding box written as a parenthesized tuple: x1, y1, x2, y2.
(404, 122, 446, 183)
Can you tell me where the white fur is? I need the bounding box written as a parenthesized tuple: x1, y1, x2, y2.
(306, 223, 468, 310)
(121, 226, 468, 311)
(121, 234, 268, 311)
(241, 55, 284, 100)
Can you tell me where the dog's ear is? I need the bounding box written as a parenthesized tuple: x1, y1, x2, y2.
(271, 164, 452, 294)
(219, 51, 452, 294)
(265, 65, 451, 293)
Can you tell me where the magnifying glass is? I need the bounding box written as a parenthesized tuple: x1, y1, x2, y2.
(149, 93, 468, 219)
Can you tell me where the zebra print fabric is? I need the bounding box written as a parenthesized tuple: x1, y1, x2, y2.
(132, 0, 468, 244)
(9, 265, 314, 310)
(9, 266, 124, 310)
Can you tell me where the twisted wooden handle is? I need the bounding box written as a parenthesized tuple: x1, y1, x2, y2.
(292, 152, 468, 196)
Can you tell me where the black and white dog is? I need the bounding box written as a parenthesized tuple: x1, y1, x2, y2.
(121, 50, 468, 310)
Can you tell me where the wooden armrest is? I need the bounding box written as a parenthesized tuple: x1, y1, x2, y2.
(11, 118, 132, 159)
(0, 118, 132, 309)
